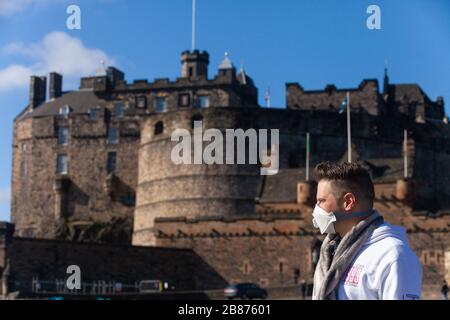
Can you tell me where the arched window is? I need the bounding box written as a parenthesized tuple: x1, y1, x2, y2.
(154, 121, 164, 135)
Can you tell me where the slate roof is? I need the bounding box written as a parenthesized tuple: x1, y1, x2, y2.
(21, 90, 103, 120)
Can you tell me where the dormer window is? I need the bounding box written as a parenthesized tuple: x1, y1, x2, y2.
(59, 105, 71, 118)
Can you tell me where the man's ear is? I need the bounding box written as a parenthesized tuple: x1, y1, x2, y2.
(343, 192, 356, 211)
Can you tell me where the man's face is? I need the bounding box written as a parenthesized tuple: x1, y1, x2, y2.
(316, 179, 342, 213)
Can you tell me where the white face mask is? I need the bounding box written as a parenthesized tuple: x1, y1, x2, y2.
(312, 204, 337, 234)
(312, 204, 372, 234)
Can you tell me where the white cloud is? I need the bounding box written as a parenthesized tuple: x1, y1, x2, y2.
(0, 0, 68, 16)
(0, 31, 115, 91)
(0, 64, 33, 91)
(0, 0, 35, 16)
(0, 187, 11, 205)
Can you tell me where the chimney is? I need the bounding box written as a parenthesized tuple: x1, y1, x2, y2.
(29, 76, 47, 109)
(49, 72, 62, 100)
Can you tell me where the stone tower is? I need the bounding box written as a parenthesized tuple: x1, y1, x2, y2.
(181, 50, 210, 79)
(132, 109, 262, 246)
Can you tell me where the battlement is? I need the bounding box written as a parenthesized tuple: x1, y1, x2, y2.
(286, 79, 381, 116)
(287, 73, 446, 123)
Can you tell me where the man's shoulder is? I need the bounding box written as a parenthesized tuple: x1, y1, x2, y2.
(360, 224, 417, 266)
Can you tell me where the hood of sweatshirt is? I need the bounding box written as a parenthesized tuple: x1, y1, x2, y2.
(364, 222, 409, 246)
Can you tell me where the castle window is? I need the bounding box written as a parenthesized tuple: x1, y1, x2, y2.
(89, 108, 98, 121)
(58, 127, 68, 145)
(107, 152, 117, 174)
(107, 127, 119, 144)
(155, 97, 167, 113)
(199, 95, 210, 108)
(115, 102, 124, 118)
(20, 160, 25, 177)
(57, 154, 68, 175)
(188, 67, 194, 77)
(279, 262, 284, 274)
(179, 94, 190, 107)
(136, 96, 147, 109)
(154, 121, 164, 135)
(59, 105, 71, 118)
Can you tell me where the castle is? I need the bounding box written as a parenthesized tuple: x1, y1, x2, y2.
(4, 50, 450, 298)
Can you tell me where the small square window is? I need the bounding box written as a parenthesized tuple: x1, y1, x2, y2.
(136, 96, 147, 109)
(155, 97, 167, 113)
(107, 127, 119, 144)
(115, 102, 124, 118)
(58, 127, 68, 145)
(89, 108, 98, 121)
(199, 96, 210, 108)
(179, 94, 190, 107)
(57, 154, 68, 174)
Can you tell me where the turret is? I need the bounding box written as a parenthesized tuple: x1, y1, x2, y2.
(181, 50, 209, 79)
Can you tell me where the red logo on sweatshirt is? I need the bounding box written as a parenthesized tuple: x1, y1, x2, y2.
(344, 265, 364, 286)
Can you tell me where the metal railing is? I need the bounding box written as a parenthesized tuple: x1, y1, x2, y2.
(30, 277, 165, 295)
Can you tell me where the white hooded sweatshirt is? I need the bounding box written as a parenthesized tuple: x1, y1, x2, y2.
(336, 222, 422, 300)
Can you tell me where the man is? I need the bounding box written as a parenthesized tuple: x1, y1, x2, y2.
(311, 161, 422, 300)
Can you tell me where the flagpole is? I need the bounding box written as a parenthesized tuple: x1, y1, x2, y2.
(306, 132, 310, 181)
(404, 129, 408, 178)
(192, 0, 196, 51)
(347, 91, 352, 163)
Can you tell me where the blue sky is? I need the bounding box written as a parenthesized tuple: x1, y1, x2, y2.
(1, 0, 449, 221)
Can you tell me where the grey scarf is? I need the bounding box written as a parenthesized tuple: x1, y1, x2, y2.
(313, 210, 384, 300)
